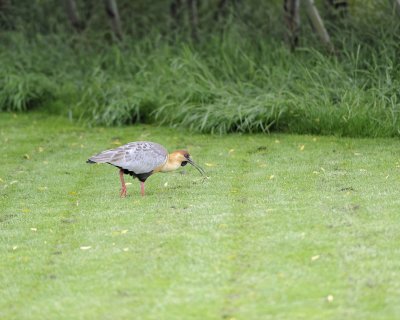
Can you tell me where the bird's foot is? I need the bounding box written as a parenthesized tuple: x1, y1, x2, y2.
(120, 187, 127, 197)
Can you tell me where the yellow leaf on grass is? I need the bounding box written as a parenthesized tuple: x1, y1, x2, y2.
(10, 180, 18, 185)
(38, 147, 44, 152)
(121, 230, 128, 234)
(275, 140, 280, 144)
(0, 178, 3, 183)
(205, 163, 217, 167)
(38, 186, 48, 191)
(23, 154, 30, 159)
(80, 246, 91, 250)
(326, 295, 334, 303)
(311, 255, 320, 261)
(112, 140, 121, 145)
(269, 175, 275, 180)
(30, 228, 37, 232)
(12, 246, 18, 250)
(123, 248, 129, 252)
(228, 149, 235, 154)
(299, 144, 305, 151)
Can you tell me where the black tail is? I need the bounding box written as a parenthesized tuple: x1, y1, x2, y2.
(86, 159, 96, 164)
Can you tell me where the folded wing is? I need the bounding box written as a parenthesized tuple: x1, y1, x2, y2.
(88, 141, 168, 174)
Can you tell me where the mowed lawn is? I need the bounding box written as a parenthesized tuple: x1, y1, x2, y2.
(1, 113, 400, 320)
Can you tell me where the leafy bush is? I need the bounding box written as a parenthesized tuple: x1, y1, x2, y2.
(0, 1, 399, 137)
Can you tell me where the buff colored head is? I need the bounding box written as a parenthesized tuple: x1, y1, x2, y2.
(162, 150, 206, 175)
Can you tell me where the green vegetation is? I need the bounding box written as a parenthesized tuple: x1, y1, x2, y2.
(1, 1, 399, 137)
(1, 113, 400, 319)
(1, 2, 399, 318)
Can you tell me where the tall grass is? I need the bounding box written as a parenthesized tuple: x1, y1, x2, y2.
(0, 3, 399, 137)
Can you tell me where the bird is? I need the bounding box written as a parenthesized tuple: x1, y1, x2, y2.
(87, 141, 205, 197)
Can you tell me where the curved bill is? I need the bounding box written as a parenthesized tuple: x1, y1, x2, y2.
(187, 158, 206, 176)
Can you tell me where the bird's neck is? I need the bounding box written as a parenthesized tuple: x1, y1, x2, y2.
(159, 155, 181, 172)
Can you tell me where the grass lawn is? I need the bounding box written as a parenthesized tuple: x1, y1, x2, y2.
(1, 112, 400, 320)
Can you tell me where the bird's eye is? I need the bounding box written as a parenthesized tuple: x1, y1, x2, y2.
(184, 153, 190, 159)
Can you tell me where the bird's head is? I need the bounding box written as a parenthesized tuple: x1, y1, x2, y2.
(164, 150, 206, 175)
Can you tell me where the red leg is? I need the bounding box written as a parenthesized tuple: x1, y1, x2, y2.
(119, 169, 127, 197)
(140, 181, 145, 196)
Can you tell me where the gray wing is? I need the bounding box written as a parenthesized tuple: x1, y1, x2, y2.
(88, 141, 168, 174)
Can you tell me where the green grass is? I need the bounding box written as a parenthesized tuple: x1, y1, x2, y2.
(1, 112, 400, 319)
